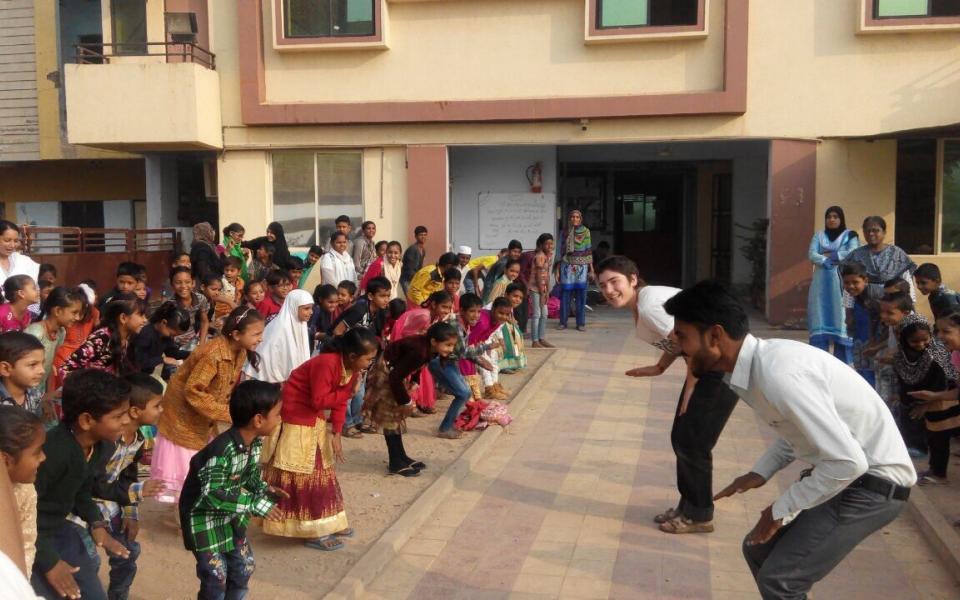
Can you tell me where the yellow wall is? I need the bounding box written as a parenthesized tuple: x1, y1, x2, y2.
(815, 140, 897, 241)
(217, 151, 272, 236)
(64, 62, 222, 150)
(202, 0, 960, 142)
(32, 0, 131, 161)
(361, 147, 409, 246)
(745, 1, 960, 138)
(261, 0, 725, 104)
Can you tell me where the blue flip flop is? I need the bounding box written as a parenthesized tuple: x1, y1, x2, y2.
(334, 528, 355, 538)
(305, 536, 343, 551)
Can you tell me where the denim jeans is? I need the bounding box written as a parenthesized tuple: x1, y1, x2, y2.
(345, 376, 366, 429)
(560, 287, 587, 328)
(529, 291, 547, 342)
(193, 536, 255, 600)
(106, 514, 141, 600)
(31, 522, 106, 600)
(429, 357, 472, 432)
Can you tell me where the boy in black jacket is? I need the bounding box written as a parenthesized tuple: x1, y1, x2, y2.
(70, 374, 165, 600)
(32, 370, 132, 600)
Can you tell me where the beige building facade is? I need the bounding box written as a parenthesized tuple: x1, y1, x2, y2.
(19, 0, 960, 322)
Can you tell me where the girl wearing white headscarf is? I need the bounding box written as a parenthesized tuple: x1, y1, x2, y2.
(246, 289, 314, 382)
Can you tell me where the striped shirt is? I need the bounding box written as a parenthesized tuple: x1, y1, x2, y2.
(68, 430, 146, 527)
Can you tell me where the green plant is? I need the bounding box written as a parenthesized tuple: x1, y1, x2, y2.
(736, 218, 769, 309)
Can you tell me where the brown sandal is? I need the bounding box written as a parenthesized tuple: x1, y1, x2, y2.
(653, 507, 681, 524)
(659, 517, 714, 534)
(343, 429, 363, 439)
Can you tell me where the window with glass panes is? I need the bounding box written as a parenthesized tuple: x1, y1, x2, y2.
(893, 139, 960, 255)
(874, 0, 960, 18)
(283, 0, 375, 37)
(111, 0, 147, 54)
(596, 0, 699, 29)
(272, 152, 363, 248)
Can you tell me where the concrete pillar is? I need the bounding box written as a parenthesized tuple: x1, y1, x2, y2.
(405, 145, 449, 263)
(767, 139, 817, 326)
(144, 153, 179, 229)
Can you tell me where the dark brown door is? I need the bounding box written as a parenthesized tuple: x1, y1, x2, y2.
(614, 171, 685, 286)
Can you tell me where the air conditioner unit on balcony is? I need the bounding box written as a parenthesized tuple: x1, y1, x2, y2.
(166, 12, 198, 44)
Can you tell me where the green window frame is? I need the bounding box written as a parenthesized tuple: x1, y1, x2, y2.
(874, 0, 960, 18)
(596, 0, 699, 30)
(283, 0, 376, 38)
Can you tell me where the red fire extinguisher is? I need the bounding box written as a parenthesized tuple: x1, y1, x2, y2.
(526, 162, 543, 193)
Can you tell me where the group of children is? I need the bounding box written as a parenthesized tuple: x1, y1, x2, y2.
(0, 217, 562, 598)
(841, 260, 960, 485)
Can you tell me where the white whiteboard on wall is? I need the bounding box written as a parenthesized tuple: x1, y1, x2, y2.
(478, 192, 556, 251)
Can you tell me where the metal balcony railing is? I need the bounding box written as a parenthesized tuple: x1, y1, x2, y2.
(22, 227, 180, 255)
(75, 41, 216, 70)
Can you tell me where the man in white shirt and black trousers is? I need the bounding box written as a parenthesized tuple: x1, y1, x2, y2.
(663, 280, 916, 600)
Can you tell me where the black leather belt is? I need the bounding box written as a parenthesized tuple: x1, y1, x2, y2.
(849, 473, 911, 501)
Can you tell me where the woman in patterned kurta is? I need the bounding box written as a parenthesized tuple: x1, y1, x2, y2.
(841, 215, 916, 301)
(807, 206, 860, 363)
(555, 210, 593, 331)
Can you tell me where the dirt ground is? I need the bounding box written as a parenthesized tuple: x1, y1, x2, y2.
(912, 439, 960, 525)
(115, 350, 551, 600)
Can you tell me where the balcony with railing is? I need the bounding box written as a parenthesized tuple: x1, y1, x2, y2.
(22, 227, 180, 300)
(63, 40, 222, 151)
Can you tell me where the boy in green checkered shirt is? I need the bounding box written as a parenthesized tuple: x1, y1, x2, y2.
(178, 381, 287, 599)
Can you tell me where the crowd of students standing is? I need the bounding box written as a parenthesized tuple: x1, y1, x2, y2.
(804, 208, 960, 487)
(0, 210, 595, 599)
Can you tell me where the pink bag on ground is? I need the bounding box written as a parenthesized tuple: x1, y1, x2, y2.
(480, 401, 512, 427)
(546, 296, 561, 320)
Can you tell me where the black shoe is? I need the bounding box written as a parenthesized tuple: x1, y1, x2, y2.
(388, 465, 421, 477)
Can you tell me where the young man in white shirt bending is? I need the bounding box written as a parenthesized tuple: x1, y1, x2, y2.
(597, 256, 738, 534)
(664, 280, 915, 600)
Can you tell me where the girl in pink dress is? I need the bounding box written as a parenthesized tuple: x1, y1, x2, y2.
(0, 275, 39, 333)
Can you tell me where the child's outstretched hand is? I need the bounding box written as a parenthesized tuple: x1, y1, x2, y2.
(908, 390, 939, 402)
(122, 518, 140, 542)
(45, 560, 81, 599)
(91, 527, 130, 559)
(266, 505, 284, 521)
(266, 485, 291, 501)
(141, 479, 166, 498)
(626, 365, 663, 378)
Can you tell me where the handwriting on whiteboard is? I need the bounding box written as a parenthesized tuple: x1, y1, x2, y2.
(478, 193, 556, 250)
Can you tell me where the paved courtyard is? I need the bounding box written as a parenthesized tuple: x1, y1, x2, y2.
(364, 308, 960, 600)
